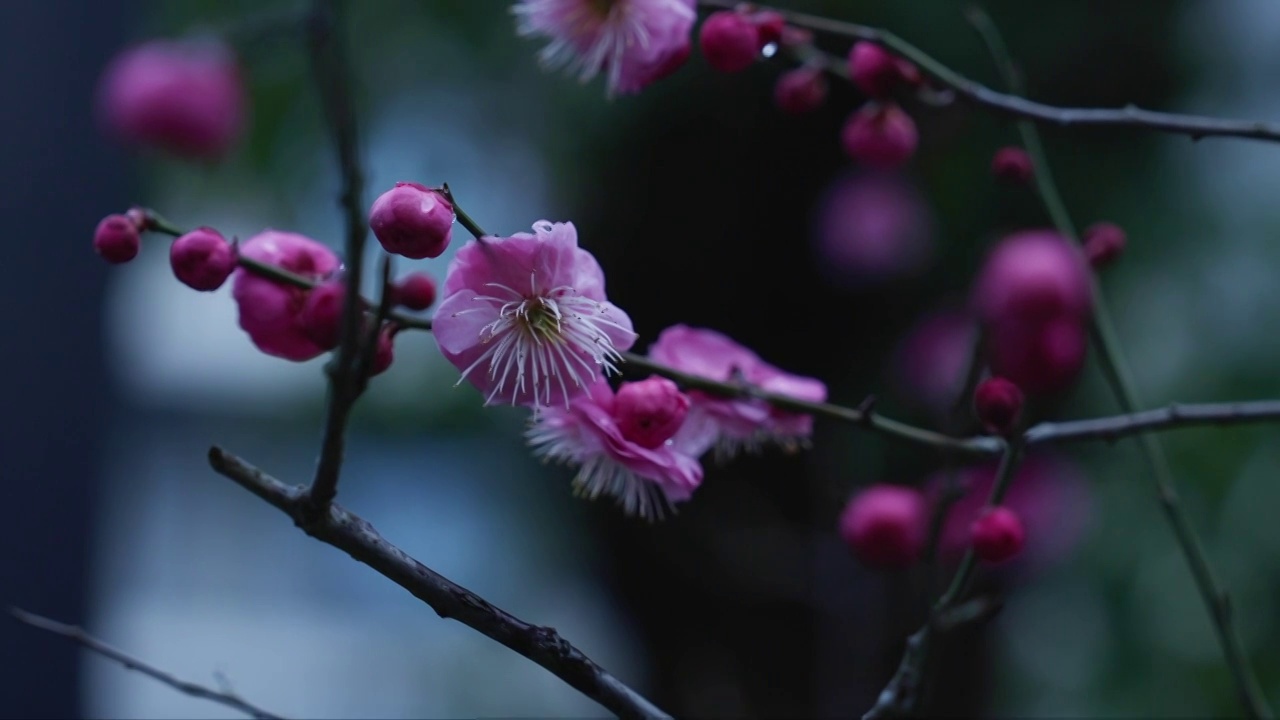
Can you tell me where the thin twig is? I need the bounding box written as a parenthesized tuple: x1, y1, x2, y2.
(206, 447, 671, 720)
(306, 0, 368, 515)
(8, 607, 285, 720)
(697, 0, 1280, 144)
(965, 8, 1273, 718)
(620, 352, 1000, 457)
(864, 442, 1025, 719)
(1025, 400, 1280, 445)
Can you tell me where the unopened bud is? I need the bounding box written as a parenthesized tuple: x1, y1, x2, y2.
(699, 11, 759, 73)
(368, 182, 454, 260)
(1083, 222, 1126, 269)
(299, 280, 346, 350)
(774, 66, 828, 115)
(93, 214, 141, 264)
(613, 377, 691, 449)
(973, 376, 1024, 435)
(841, 102, 918, 169)
(170, 227, 236, 291)
(971, 506, 1025, 563)
(839, 484, 927, 569)
(393, 272, 437, 311)
(991, 146, 1034, 185)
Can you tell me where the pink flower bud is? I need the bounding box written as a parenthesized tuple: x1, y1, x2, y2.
(299, 280, 346, 351)
(613, 377, 691, 449)
(839, 484, 927, 569)
(232, 230, 341, 361)
(392, 272, 437, 311)
(1083, 222, 1127, 269)
(971, 506, 1026, 563)
(991, 145, 1034, 185)
(370, 325, 396, 377)
(368, 182, 454, 260)
(973, 377, 1024, 435)
(774, 66, 828, 115)
(96, 39, 246, 160)
(93, 214, 141, 264)
(841, 103, 918, 169)
(973, 230, 1093, 329)
(170, 227, 235, 291)
(848, 42, 901, 98)
(750, 10, 786, 49)
(699, 11, 759, 73)
(988, 315, 1088, 395)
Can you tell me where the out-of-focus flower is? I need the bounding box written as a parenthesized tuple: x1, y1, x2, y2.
(891, 308, 976, 417)
(513, 0, 696, 96)
(96, 39, 246, 160)
(971, 506, 1026, 563)
(971, 230, 1093, 394)
(839, 483, 928, 569)
(698, 10, 759, 73)
(812, 170, 935, 288)
(231, 231, 340, 361)
(433, 220, 636, 408)
(648, 324, 825, 458)
(929, 453, 1091, 567)
(527, 377, 703, 520)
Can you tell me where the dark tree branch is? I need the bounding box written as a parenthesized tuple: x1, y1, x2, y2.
(1025, 400, 1280, 445)
(207, 447, 671, 720)
(697, 0, 1280, 144)
(306, 0, 369, 515)
(8, 607, 285, 720)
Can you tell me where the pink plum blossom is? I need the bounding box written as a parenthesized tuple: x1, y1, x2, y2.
(891, 308, 976, 417)
(96, 39, 246, 160)
(812, 171, 935, 288)
(433, 220, 637, 408)
(231, 230, 341, 361)
(527, 377, 703, 520)
(647, 324, 826, 458)
(513, 0, 696, 96)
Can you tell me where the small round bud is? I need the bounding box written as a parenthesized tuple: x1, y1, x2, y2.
(370, 325, 396, 377)
(94, 214, 141, 264)
(991, 146, 1034, 185)
(393, 272, 437, 311)
(96, 39, 246, 160)
(773, 66, 828, 115)
(848, 42, 901, 98)
(841, 103, 918, 169)
(1082, 222, 1127, 269)
(699, 11, 759, 73)
(368, 182, 454, 260)
(973, 377, 1025, 435)
(839, 484, 927, 569)
(973, 230, 1093, 328)
(299, 280, 346, 350)
(613, 377, 691, 449)
(750, 10, 786, 49)
(170, 227, 236, 291)
(971, 506, 1026, 563)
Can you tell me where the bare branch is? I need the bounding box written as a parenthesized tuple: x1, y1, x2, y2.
(697, 0, 1280, 145)
(207, 447, 671, 720)
(8, 607, 285, 720)
(1025, 400, 1280, 445)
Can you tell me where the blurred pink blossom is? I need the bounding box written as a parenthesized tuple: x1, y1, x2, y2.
(812, 171, 934, 287)
(232, 231, 340, 361)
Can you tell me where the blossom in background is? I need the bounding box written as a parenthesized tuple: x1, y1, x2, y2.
(890, 307, 976, 419)
(513, 0, 695, 96)
(96, 38, 246, 160)
(433, 220, 637, 408)
(231, 231, 341, 361)
(928, 453, 1092, 568)
(812, 171, 934, 288)
(527, 377, 702, 520)
(648, 324, 826, 458)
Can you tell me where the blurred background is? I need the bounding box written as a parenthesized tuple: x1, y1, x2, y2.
(4, 0, 1280, 717)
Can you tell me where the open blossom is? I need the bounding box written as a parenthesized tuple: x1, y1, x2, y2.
(513, 0, 695, 96)
(433, 220, 637, 408)
(648, 324, 826, 458)
(231, 230, 340, 361)
(527, 377, 702, 520)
